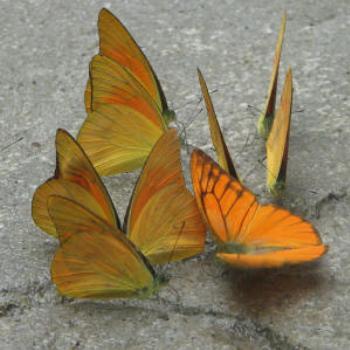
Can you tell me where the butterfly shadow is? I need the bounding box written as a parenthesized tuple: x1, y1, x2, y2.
(225, 261, 327, 316)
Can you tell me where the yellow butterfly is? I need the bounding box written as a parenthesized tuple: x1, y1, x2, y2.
(266, 67, 293, 196)
(49, 195, 166, 299)
(257, 13, 286, 139)
(79, 9, 174, 175)
(197, 68, 239, 179)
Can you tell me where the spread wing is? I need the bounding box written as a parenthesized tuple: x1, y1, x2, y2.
(191, 149, 327, 268)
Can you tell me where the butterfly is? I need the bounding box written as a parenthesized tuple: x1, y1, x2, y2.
(78, 8, 175, 175)
(266, 67, 293, 196)
(257, 13, 286, 139)
(197, 68, 239, 179)
(49, 195, 167, 299)
(32, 128, 205, 264)
(191, 149, 327, 268)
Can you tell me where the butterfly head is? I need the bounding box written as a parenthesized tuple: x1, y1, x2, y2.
(137, 273, 169, 299)
(268, 179, 286, 198)
(163, 109, 176, 125)
(257, 112, 274, 139)
(217, 242, 251, 254)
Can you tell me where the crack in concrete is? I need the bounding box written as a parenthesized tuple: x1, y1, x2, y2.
(0, 281, 309, 349)
(314, 189, 348, 219)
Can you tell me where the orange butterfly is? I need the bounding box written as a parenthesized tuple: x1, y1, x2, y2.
(78, 9, 174, 175)
(191, 149, 327, 268)
(257, 13, 286, 139)
(197, 68, 238, 179)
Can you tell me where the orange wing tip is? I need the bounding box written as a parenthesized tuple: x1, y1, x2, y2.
(216, 244, 327, 269)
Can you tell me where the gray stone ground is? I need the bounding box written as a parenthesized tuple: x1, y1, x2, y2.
(1, 0, 350, 349)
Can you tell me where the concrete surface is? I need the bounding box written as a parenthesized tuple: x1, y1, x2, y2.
(1, 0, 350, 349)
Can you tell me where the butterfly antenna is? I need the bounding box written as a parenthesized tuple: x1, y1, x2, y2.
(176, 120, 191, 154)
(247, 104, 261, 115)
(167, 221, 186, 265)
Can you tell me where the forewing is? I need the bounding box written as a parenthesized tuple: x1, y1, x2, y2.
(191, 149, 256, 244)
(126, 129, 185, 231)
(55, 129, 118, 226)
(98, 8, 168, 112)
(197, 69, 238, 178)
(32, 179, 108, 237)
(31, 129, 119, 236)
(89, 55, 166, 130)
(262, 13, 286, 120)
(127, 129, 205, 264)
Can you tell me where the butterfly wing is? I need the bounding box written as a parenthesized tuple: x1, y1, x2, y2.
(98, 8, 170, 115)
(88, 54, 166, 129)
(217, 245, 327, 269)
(126, 129, 206, 264)
(191, 149, 327, 268)
(32, 129, 119, 236)
(257, 13, 286, 139)
(78, 55, 168, 175)
(49, 196, 157, 299)
(266, 68, 293, 196)
(197, 69, 238, 179)
(77, 103, 164, 175)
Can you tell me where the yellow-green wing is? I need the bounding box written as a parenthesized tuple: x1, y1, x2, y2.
(266, 68, 293, 196)
(258, 13, 287, 139)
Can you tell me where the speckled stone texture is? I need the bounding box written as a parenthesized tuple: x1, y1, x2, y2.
(1, 1, 350, 349)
